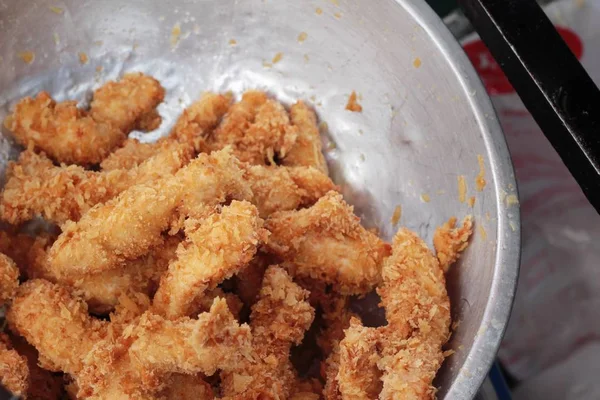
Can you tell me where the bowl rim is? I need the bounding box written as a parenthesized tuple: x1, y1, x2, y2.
(395, 0, 521, 398)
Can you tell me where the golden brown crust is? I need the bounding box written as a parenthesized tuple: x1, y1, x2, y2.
(7, 280, 109, 375)
(337, 318, 382, 400)
(4, 73, 164, 165)
(283, 101, 328, 174)
(266, 191, 391, 295)
(433, 215, 474, 273)
(152, 201, 268, 319)
(0, 334, 29, 398)
(89, 72, 165, 133)
(9, 334, 65, 400)
(244, 164, 338, 218)
(376, 229, 451, 400)
(210, 91, 298, 165)
(0, 142, 191, 226)
(0, 252, 19, 306)
(78, 299, 252, 399)
(220, 266, 315, 399)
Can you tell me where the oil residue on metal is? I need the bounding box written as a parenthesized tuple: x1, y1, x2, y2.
(476, 154, 487, 192)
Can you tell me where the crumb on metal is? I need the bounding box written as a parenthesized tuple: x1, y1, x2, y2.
(391, 205, 402, 226)
(421, 194, 431, 203)
(413, 57, 422, 68)
(316, 7, 323, 15)
(170, 22, 182, 48)
(18, 51, 35, 64)
(49, 6, 64, 14)
(468, 196, 476, 208)
(458, 175, 467, 203)
(476, 154, 487, 191)
(304, 54, 310, 62)
(272, 52, 283, 64)
(505, 194, 519, 207)
(297, 32, 308, 43)
(334, 12, 342, 19)
(478, 224, 487, 240)
(229, 39, 237, 46)
(345, 91, 362, 112)
(78, 52, 88, 64)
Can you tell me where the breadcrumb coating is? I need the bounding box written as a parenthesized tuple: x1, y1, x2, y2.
(433, 215, 473, 273)
(0, 252, 19, 306)
(0, 142, 191, 225)
(283, 101, 328, 174)
(220, 266, 314, 399)
(0, 334, 29, 398)
(152, 201, 268, 319)
(210, 91, 298, 165)
(266, 191, 391, 294)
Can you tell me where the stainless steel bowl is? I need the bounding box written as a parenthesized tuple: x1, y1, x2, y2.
(0, 0, 520, 398)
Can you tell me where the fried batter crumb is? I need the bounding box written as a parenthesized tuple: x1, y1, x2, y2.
(433, 215, 474, 273)
(345, 91, 362, 112)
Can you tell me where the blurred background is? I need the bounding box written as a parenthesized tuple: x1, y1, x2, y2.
(428, 0, 600, 399)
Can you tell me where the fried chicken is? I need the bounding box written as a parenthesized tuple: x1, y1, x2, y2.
(210, 91, 298, 165)
(4, 73, 164, 165)
(376, 228, 451, 400)
(170, 92, 233, 153)
(244, 164, 338, 218)
(8, 334, 65, 400)
(0, 252, 19, 306)
(153, 201, 268, 319)
(0, 334, 29, 398)
(100, 92, 232, 171)
(336, 318, 382, 400)
(47, 148, 250, 278)
(266, 191, 391, 295)
(220, 266, 315, 399)
(433, 215, 474, 273)
(7, 280, 109, 375)
(161, 374, 214, 400)
(0, 142, 191, 225)
(78, 299, 252, 399)
(89, 72, 165, 133)
(283, 101, 328, 174)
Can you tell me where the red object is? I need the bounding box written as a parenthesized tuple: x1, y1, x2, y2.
(464, 26, 584, 94)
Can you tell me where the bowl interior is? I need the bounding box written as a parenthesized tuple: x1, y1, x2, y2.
(0, 0, 520, 398)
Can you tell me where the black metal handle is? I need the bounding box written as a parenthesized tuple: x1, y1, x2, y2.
(457, 0, 600, 214)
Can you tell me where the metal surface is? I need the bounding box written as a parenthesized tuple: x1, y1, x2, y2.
(0, 0, 520, 398)
(458, 0, 600, 215)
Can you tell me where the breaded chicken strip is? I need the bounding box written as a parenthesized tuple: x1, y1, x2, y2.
(3, 92, 126, 165)
(283, 101, 328, 174)
(0, 334, 29, 398)
(266, 191, 391, 294)
(89, 72, 165, 133)
(376, 228, 451, 400)
(210, 91, 298, 165)
(0, 252, 19, 306)
(244, 164, 338, 218)
(170, 92, 233, 152)
(78, 299, 252, 399)
(27, 234, 181, 314)
(101, 92, 232, 170)
(336, 318, 382, 400)
(232, 253, 272, 308)
(4, 73, 164, 165)
(9, 334, 65, 400)
(7, 280, 109, 375)
(153, 201, 268, 319)
(433, 215, 473, 273)
(0, 142, 192, 225)
(47, 148, 250, 278)
(220, 266, 315, 399)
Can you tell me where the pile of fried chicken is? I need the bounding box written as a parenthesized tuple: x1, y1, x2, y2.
(0, 72, 473, 400)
